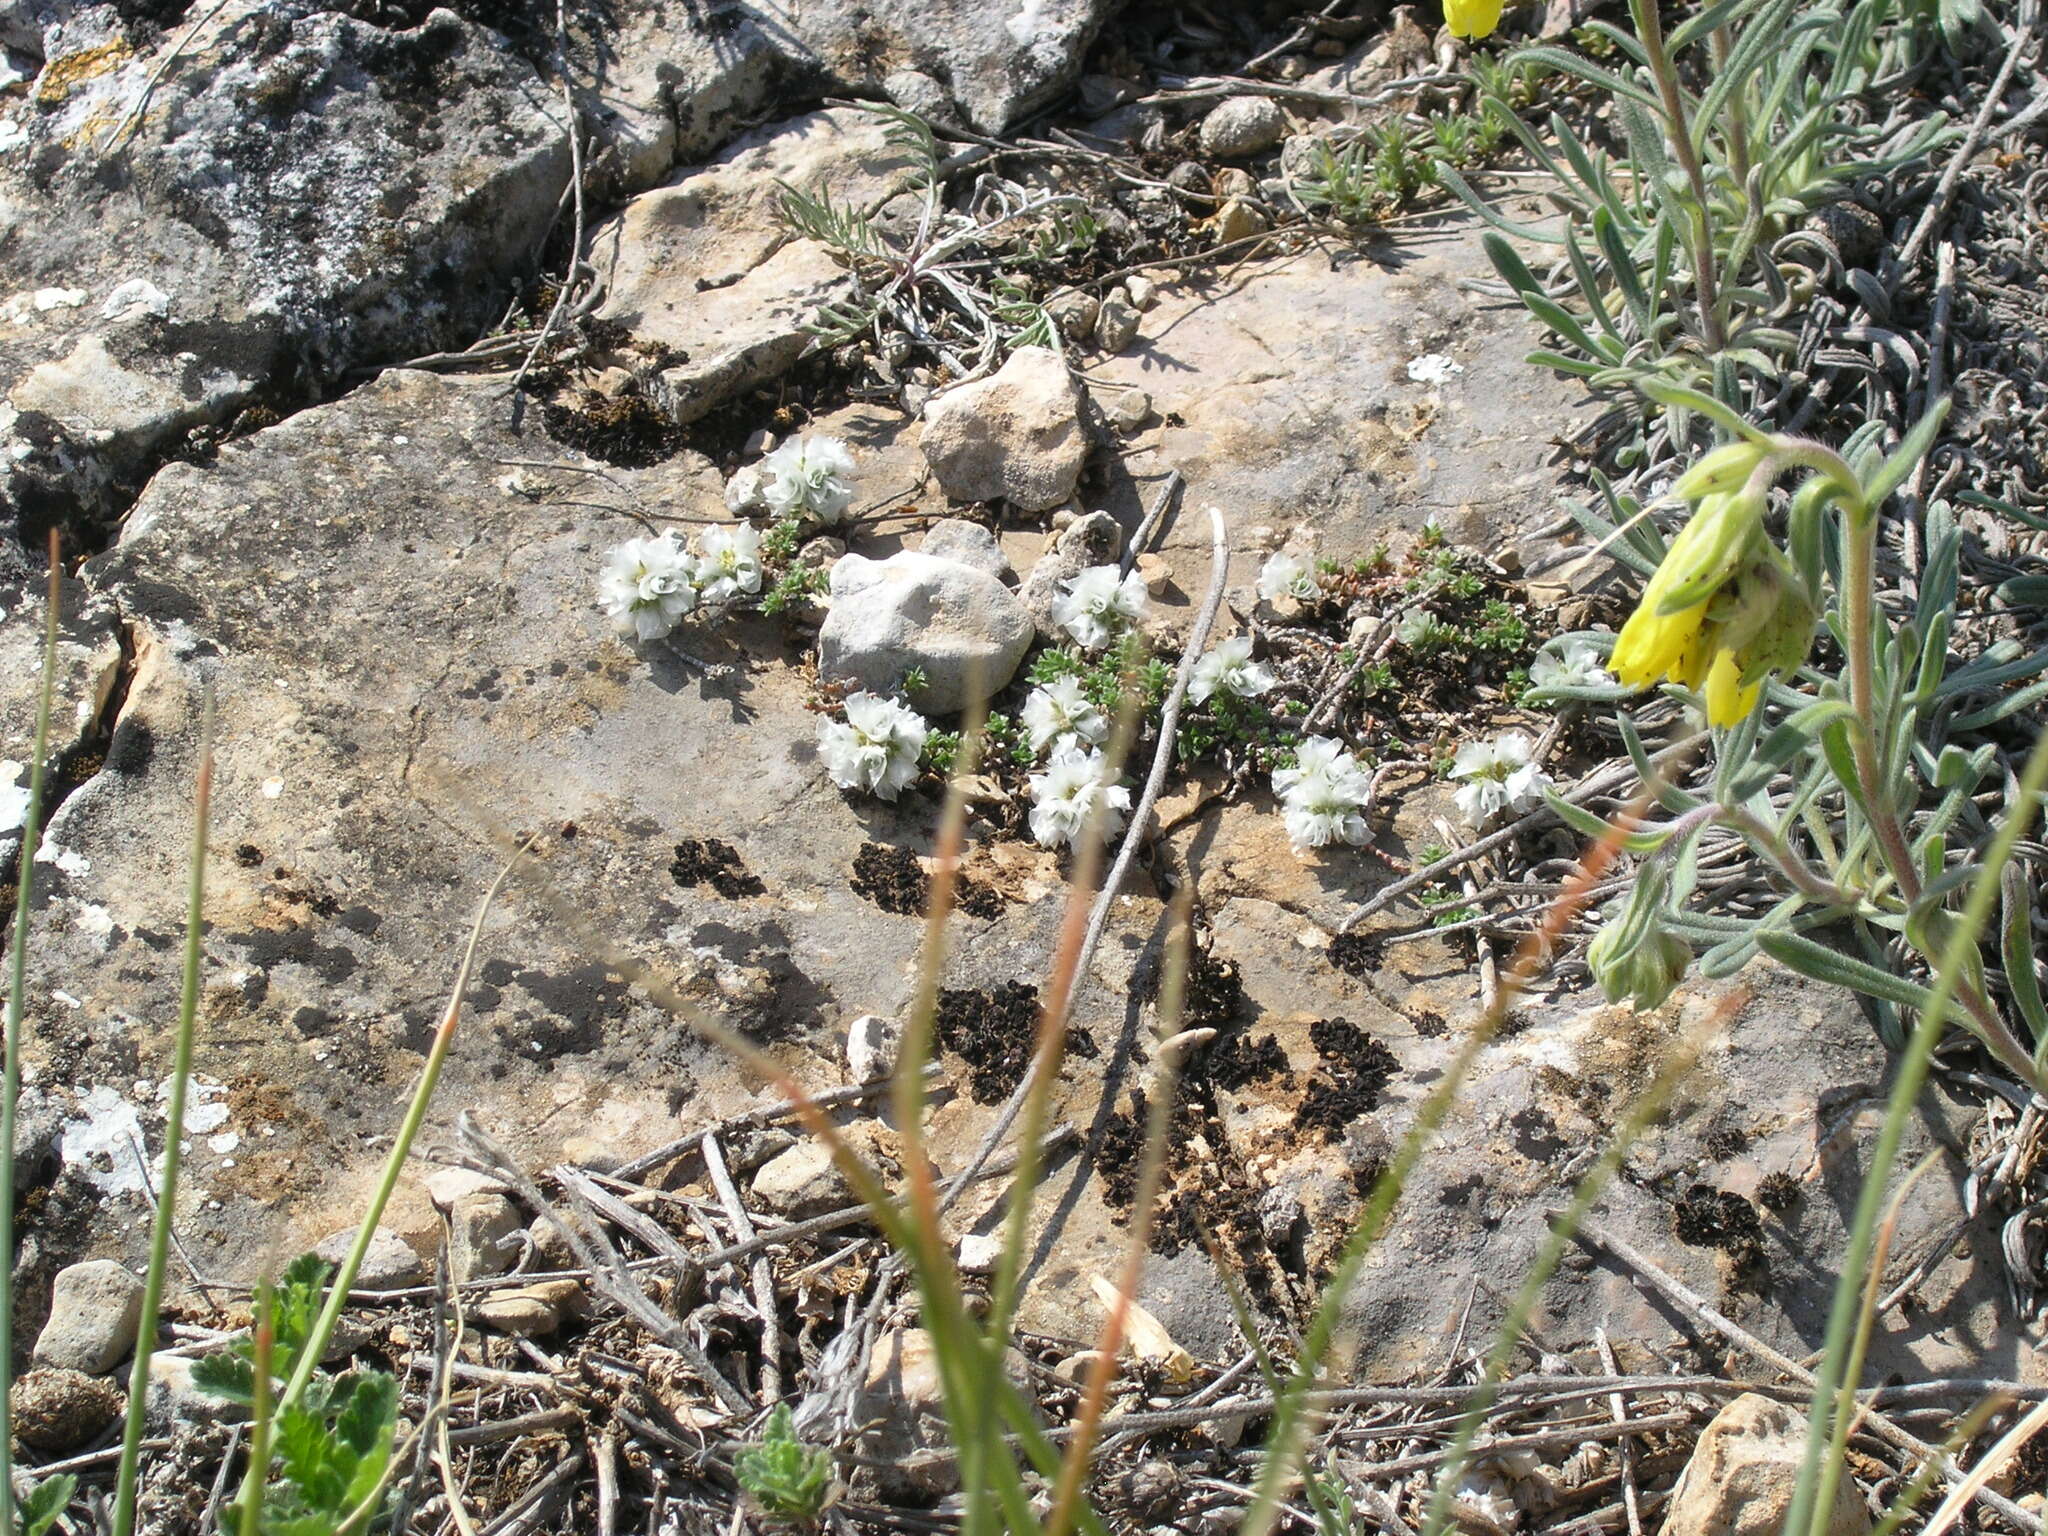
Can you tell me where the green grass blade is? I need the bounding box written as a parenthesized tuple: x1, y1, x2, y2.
(111, 691, 215, 1536)
(1, 548, 63, 1536)
(1786, 724, 2048, 1536)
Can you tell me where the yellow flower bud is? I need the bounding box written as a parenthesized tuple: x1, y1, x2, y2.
(1670, 441, 1769, 504)
(1444, 0, 1505, 39)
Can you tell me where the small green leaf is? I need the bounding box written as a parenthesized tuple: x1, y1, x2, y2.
(1757, 931, 1939, 1012)
(18, 1473, 76, 1536)
(1862, 399, 1952, 511)
(191, 1351, 257, 1406)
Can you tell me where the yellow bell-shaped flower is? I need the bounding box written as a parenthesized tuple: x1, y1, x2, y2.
(1444, 0, 1505, 39)
(1609, 491, 1812, 727)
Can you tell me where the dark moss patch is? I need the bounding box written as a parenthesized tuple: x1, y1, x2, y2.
(1757, 1171, 1801, 1215)
(1327, 931, 1377, 977)
(671, 838, 765, 900)
(935, 982, 1043, 1104)
(846, 842, 1008, 920)
(1295, 1018, 1400, 1142)
(540, 391, 682, 468)
(850, 842, 924, 915)
(1674, 1182, 1767, 1282)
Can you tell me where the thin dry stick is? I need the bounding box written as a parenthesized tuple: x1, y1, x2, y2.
(703, 1132, 781, 1402)
(1896, 24, 2036, 270)
(508, 77, 588, 407)
(1917, 1397, 2048, 1536)
(941, 506, 1232, 1217)
(100, 0, 234, 150)
(1572, 1219, 2043, 1534)
(1596, 1327, 1646, 1536)
(1341, 733, 1709, 929)
(612, 1072, 935, 1183)
(1120, 471, 1185, 577)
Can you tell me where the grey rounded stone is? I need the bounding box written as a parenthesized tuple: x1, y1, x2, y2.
(34, 1259, 145, 1375)
(312, 1225, 426, 1291)
(919, 345, 1087, 512)
(917, 518, 1012, 582)
(818, 551, 1034, 714)
(448, 1193, 524, 1283)
(1198, 95, 1287, 158)
(1018, 510, 1123, 641)
(146, 1354, 250, 1429)
(1094, 293, 1141, 354)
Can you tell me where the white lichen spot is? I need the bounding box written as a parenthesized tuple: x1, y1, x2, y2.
(209, 1131, 241, 1155)
(262, 777, 284, 799)
(178, 1078, 231, 1136)
(1407, 352, 1464, 385)
(0, 760, 29, 834)
(34, 287, 86, 312)
(100, 278, 170, 322)
(60, 1085, 148, 1196)
(36, 844, 90, 876)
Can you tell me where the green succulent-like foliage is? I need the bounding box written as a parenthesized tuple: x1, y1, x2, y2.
(734, 1404, 835, 1523)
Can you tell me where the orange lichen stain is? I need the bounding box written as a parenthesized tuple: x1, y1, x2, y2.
(34, 39, 134, 106)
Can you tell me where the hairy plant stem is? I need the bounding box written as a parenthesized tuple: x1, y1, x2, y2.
(1630, 0, 1726, 351)
(1838, 497, 2041, 1086)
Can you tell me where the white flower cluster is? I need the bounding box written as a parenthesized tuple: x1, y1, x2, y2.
(1017, 675, 1124, 848)
(1526, 638, 1616, 695)
(1189, 634, 1275, 704)
(1449, 732, 1551, 825)
(597, 525, 764, 641)
(1022, 676, 1108, 756)
(725, 434, 857, 526)
(818, 692, 929, 801)
(1028, 748, 1131, 850)
(1256, 548, 1320, 605)
(1271, 736, 1374, 853)
(1053, 564, 1146, 651)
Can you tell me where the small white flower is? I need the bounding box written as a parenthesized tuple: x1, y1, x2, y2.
(723, 465, 766, 514)
(598, 533, 698, 641)
(1189, 634, 1276, 704)
(694, 523, 763, 605)
(1028, 748, 1132, 849)
(1022, 676, 1109, 756)
(818, 692, 928, 801)
(1450, 732, 1552, 825)
(1271, 736, 1374, 852)
(1407, 352, 1464, 385)
(0, 760, 30, 835)
(1256, 550, 1320, 605)
(1526, 638, 1615, 695)
(760, 435, 857, 524)
(1054, 564, 1147, 650)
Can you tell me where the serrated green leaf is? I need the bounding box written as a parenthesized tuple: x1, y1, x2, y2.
(191, 1350, 258, 1406)
(334, 1371, 398, 1459)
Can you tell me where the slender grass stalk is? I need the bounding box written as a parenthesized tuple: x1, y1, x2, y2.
(1787, 723, 2048, 1536)
(281, 836, 535, 1410)
(1866, 1398, 2008, 1536)
(1243, 793, 1651, 1536)
(1045, 889, 1196, 1536)
(1628, 0, 1725, 349)
(237, 1276, 275, 1536)
(1418, 988, 1736, 1536)
(1, 540, 64, 1536)
(111, 690, 215, 1536)
(1815, 1150, 1943, 1492)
